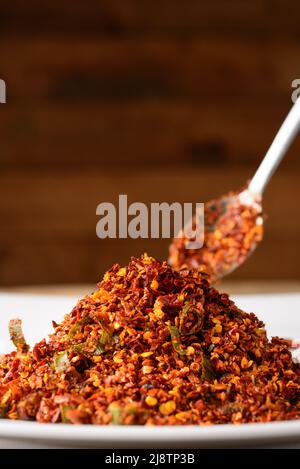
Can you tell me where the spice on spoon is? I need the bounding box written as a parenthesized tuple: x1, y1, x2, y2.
(0, 254, 299, 425)
(169, 189, 264, 281)
(174, 96, 300, 280)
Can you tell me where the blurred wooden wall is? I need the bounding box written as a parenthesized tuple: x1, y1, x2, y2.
(0, 0, 300, 285)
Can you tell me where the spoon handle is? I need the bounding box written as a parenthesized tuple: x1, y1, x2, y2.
(249, 98, 300, 196)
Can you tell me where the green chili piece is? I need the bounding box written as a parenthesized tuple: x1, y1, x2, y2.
(8, 319, 29, 352)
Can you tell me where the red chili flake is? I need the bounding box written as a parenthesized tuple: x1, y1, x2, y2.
(0, 254, 299, 425)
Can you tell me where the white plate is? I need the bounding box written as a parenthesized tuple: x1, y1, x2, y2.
(0, 292, 299, 448)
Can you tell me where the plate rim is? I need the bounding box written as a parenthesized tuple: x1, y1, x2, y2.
(0, 419, 300, 445)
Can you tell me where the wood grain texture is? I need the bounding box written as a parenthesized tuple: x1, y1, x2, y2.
(1, 1, 300, 39)
(0, 37, 299, 169)
(0, 39, 299, 101)
(1, 100, 300, 169)
(0, 167, 299, 285)
(0, 2, 299, 284)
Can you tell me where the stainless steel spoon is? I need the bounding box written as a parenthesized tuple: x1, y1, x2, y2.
(169, 98, 300, 280)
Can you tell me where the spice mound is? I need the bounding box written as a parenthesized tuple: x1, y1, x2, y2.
(0, 254, 299, 425)
(169, 191, 264, 280)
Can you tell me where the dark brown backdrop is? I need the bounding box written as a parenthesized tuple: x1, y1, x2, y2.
(0, 1, 300, 285)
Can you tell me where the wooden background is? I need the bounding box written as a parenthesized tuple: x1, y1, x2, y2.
(0, 0, 300, 286)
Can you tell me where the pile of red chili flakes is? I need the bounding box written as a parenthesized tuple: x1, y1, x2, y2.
(0, 254, 299, 425)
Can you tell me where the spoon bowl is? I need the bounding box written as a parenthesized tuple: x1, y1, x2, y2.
(169, 98, 300, 280)
(169, 187, 263, 281)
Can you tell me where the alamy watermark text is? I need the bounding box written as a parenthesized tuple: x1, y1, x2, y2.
(0, 79, 6, 103)
(291, 79, 300, 103)
(96, 195, 204, 249)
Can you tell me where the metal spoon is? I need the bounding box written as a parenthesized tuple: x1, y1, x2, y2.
(169, 98, 300, 280)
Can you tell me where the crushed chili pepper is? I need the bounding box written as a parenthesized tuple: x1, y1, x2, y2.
(0, 254, 299, 425)
(169, 190, 264, 280)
